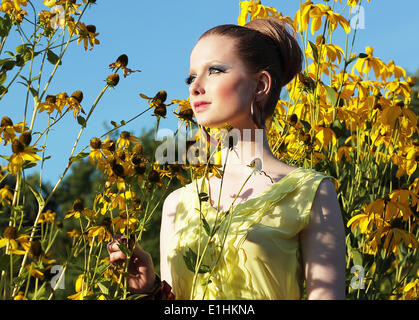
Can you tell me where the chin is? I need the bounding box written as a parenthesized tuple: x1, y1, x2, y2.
(196, 117, 227, 129)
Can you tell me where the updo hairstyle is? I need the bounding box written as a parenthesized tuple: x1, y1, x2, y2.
(198, 17, 303, 129)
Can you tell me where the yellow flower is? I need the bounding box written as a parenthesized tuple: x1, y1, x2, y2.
(159, 162, 190, 186)
(8, 137, 42, 175)
(352, 47, 386, 80)
(38, 210, 57, 224)
(64, 199, 95, 219)
(238, 0, 293, 26)
(401, 270, 419, 300)
(314, 125, 337, 152)
(67, 229, 81, 238)
(0, 185, 14, 206)
(0, 226, 31, 255)
(37, 95, 60, 115)
(112, 211, 138, 233)
(109, 54, 140, 78)
(13, 292, 28, 300)
(116, 131, 140, 149)
(86, 225, 112, 243)
(66, 90, 85, 119)
(26, 263, 45, 279)
(369, 224, 418, 255)
(74, 22, 100, 51)
(347, 0, 371, 7)
(68, 274, 92, 300)
(0, 116, 27, 146)
(294, 1, 350, 35)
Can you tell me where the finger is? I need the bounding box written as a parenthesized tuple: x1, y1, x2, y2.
(107, 240, 126, 254)
(109, 251, 127, 264)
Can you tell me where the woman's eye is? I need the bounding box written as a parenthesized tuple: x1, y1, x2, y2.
(185, 75, 195, 85)
(208, 67, 223, 75)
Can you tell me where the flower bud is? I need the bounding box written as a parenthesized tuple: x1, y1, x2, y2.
(155, 90, 167, 103)
(100, 217, 112, 230)
(73, 199, 84, 212)
(132, 144, 143, 155)
(12, 139, 25, 154)
(288, 114, 298, 125)
(45, 95, 57, 104)
(90, 137, 101, 149)
(4, 226, 17, 239)
(71, 90, 83, 103)
(106, 73, 120, 86)
(154, 105, 167, 118)
(147, 170, 160, 183)
(1, 116, 13, 127)
(116, 54, 128, 68)
(86, 25, 96, 33)
(30, 241, 43, 258)
(134, 163, 146, 175)
(120, 131, 130, 139)
(18, 132, 32, 146)
(56, 220, 63, 229)
(111, 161, 125, 177)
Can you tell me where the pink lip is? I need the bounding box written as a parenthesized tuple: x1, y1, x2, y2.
(193, 101, 211, 112)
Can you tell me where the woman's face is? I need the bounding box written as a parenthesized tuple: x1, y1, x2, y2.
(187, 35, 257, 129)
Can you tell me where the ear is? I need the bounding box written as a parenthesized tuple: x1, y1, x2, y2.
(254, 70, 272, 103)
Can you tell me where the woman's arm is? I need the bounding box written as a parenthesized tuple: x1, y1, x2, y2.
(299, 179, 346, 300)
(160, 187, 184, 287)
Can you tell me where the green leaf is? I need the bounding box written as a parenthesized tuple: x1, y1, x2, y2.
(324, 84, 338, 106)
(117, 243, 131, 258)
(183, 247, 198, 273)
(26, 182, 45, 210)
(352, 248, 363, 266)
(0, 85, 7, 95)
(97, 281, 109, 295)
(308, 40, 319, 63)
(1, 60, 15, 71)
(300, 119, 312, 132)
(198, 192, 208, 202)
(16, 44, 29, 54)
(47, 49, 61, 65)
(69, 151, 90, 163)
(201, 217, 211, 236)
(0, 71, 6, 85)
(77, 115, 86, 127)
(22, 160, 38, 169)
(125, 293, 150, 300)
(182, 248, 210, 274)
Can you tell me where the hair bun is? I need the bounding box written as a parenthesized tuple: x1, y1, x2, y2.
(245, 17, 303, 87)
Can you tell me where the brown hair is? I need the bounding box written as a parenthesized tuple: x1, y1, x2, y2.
(199, 17, 303, 128)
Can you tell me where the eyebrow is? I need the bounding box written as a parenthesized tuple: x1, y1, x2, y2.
(188, 60, 231, 76)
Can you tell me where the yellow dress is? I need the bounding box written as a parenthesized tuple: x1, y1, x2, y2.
(166, 167, 336, 300)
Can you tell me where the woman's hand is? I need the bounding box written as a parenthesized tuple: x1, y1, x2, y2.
(107, 234, 156, 293)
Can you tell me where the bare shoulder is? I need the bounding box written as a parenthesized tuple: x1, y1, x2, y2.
(307, 177, 342, 230)
(162, 186, 185, 220)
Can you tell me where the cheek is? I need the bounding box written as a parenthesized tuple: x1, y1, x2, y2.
(215, 77, 252, 109)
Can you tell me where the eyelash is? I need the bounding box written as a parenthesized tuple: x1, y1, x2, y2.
(185, 66, 225, 85)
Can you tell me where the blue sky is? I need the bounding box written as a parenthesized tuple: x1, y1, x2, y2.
(1, 0, 419, 184)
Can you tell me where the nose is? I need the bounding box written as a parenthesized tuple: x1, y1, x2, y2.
(189, 76, 206, 96)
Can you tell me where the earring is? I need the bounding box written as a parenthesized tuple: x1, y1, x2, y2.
(251, 98, 265, 129)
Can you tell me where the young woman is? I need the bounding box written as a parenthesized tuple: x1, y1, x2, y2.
(107, 17, 346, 300)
